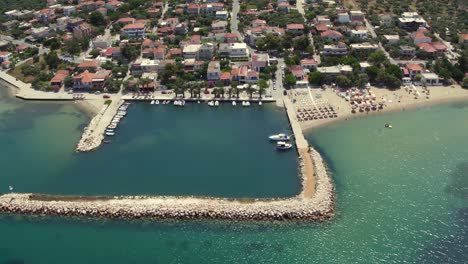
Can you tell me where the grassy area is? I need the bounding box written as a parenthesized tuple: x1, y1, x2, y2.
(105, 100, 112, 105)
(7, 56, 49, 83)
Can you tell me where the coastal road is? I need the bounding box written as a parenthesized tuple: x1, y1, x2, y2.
(296, 0, 316, 55)
(363, 18, 397, 65)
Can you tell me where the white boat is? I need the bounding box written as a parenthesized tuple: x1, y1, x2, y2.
(269, 133, 290, 141)
(208, 101, 214, 107)
(173, 100, 179, 106)
(242, 101, 251, 107)
(232, 101, 237, 106)
(259, 101, 262, 106)
(276, 141, 293, 150)
(181, 100, 186, 106)
(150, 100, 155, 105)
(106, 129, 114, 133)
(214, 101, 219, 106)
(9, 185, 13, 192)
(197, 100, 200, 104)
(105, 132, 115, 136)
(155, 100, 160, 105)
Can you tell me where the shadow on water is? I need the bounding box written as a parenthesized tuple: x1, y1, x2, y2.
(445, 162, 468, 200)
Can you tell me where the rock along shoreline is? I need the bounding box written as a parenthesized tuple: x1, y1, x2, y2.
(0, 148, 335, 222)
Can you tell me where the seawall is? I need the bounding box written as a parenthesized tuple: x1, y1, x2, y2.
(0, 148, 334, 221)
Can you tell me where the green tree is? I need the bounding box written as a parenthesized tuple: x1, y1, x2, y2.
(366, 65, 380, 83)
(284, 74, 297, 88)
(121, 45, 141, 61)
(89, 11, 105, 26)
(385, 64, 403, 79)
(65, 40, 81, 55)
(462, 77, 468, 88)
(258, 80, 268, 98)
(44, 51, 60, 69)
(308, 71, 324, 86)
(335, 75, 352, 88)
(368, 50, 388, 66)
(64, 76, 74, 88)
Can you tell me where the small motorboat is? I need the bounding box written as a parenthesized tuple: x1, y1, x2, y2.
(276, 141, 293, 150)
(232, 101, 237, 106)
(214, 101, 219, 106)
(105, 132, 115, 136)
(259, 101, 262, 106)
(155, 100, 160, 105)
(385, 124, 393, 129)
(150, 100, 155, 105)
(208, 101, 214, 107)
(103, 140, 112, 144)
(106, 129, 114, 133)
(242, 101, 251, 107)
(8, 185, 13, 192)
(269, 133, 290, 141)
(197, 100, 200, 104)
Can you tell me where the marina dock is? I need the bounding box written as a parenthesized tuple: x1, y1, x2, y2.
(283, 96, 317, 198)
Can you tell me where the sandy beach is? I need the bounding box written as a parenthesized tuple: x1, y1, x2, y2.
(291, 85, 468, 131)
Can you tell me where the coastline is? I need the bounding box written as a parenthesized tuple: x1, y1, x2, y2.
(299, 86, 468, 132)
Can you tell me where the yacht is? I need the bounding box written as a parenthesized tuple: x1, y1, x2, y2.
(105, 132, 115, 136)
(232, 101, 237, 106)
(208, 101, 214, 107)
(214, 101, 219, 106)
(276, 141, 293, 150)
(150, 100, 155, 105)
(269, 133, 290, 141)
(155, 100, 160, 105)
(242, 101, 250, 107)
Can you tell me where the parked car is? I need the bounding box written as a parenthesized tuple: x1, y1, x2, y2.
(103, 95, 110, 99)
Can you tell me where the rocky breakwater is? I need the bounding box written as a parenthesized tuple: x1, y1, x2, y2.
(75, 104, 109, 152)
(0, 147, 335, 221)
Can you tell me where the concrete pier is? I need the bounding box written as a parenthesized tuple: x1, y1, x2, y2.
(75, 99, 123, 152)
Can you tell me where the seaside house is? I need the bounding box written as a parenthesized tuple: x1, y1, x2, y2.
(321, 30, 343, 41)
(404, 63, 423, 79)
(251, 54, 269, 72)
(350, 29, 368, 39)
(116, 17, 135, 25)
(412, 28, 432, 44)
(215, 11, 229, 20)
(211, 20, 227, 33)
(286, 24, 305, 34)
(398, 12, 427, 29)
(199, 43, 216, 60)
(73, 70, 111, 89)
(338, 12, 350, 23)
(290, 65, 306, 80)
(122, 23, 146, 38)
(349, 10, 365, 22)
(400, 45, 416, 57)
(183, 44, 202, 59)
(300, 58, 318, 71)
(227, 43, 249, 60)
(207, 60, 221, 84)
(350, 43, 379, 54)
(421, 73, 441, 86)
(251, 19, 267, 28)
(383, 35, 400, 44)
(73, 23, 93, 40)
(78, 60, 99, 72)
(50, 70, 70, 89)
(322, 42, 348, 56)
(0, 52, 11, 63)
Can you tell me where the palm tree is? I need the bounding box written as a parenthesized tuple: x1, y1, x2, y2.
(246, 84, 254, 99)
(258, 80, 268, 99)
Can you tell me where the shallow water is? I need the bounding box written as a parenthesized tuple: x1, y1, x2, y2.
(0, 87, 467, 263)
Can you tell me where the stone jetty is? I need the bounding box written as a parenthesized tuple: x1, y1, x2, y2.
(75, 99, 123, 152)
(0, 147, 334, 221)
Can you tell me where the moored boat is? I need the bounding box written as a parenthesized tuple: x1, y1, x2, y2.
(269, 133, 290, 141)
(276, 141, 293, 150)
(208, 101, 214, 107)
(150, 100, 155, 105)
(155, 100, 160, 105)
(259, 101, 262, 106)
(232, 101, 236, 106)
(214, 101, 219, 106)
(105, 132, 115, 136)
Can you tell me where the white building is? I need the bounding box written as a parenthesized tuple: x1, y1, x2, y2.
(350, 29, 368, 39)
(421, 73, 441, 86)
(228, 43, 249, 60)
(62, 6, 76, 16)
(122, 23, 146, 38)
(183, 44, 202, 59)
(338, 12, 350, 23)
(383, 35, 400, 44)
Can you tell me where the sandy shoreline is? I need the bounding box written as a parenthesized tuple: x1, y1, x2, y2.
(297, 85, 468, 132)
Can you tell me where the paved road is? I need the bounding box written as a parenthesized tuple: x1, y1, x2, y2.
(296, 0, 316, 56)
(363, 18, 399, 65)
(434, 33, 460, 63)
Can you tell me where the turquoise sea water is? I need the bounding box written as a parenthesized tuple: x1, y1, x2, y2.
(0, 86, 467, 263)
(0, 88, 299, 198)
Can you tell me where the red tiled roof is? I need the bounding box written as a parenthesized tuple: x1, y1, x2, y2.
(78, 60, 98, 68)
(287, 24, 305, 30)
(220, 72, 230, 80)
(123, 23, 145, 30)
(321, 30, 343, 38)
(406, 63, 423, 72)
